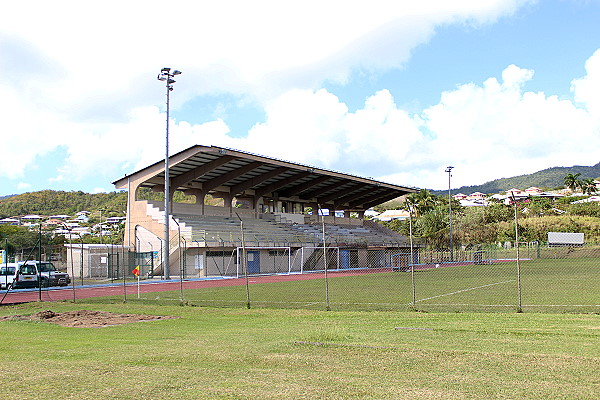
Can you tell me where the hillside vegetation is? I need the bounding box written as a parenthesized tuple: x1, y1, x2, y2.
(431, 162, 600, 195)
(0, 189, 223, 219)
(0, 190, 127, 218)
(384, 192, 600, 247)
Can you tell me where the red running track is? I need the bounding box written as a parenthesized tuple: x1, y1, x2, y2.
(0, 268, 393, 305)
(1, 261, 493, 305)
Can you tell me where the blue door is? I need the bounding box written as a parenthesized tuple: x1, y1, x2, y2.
(340, 250, 350, 269)
(247, 251, 260, 274)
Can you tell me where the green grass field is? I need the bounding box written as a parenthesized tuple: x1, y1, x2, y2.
(86, 258, 600, 313)
(0, 302, 598, 399)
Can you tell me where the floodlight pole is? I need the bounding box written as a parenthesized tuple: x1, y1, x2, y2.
(445, 166, 454, 262)
(157, 67, 182, 280)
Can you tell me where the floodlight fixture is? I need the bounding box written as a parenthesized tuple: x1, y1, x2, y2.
(173, 70, 182, 75)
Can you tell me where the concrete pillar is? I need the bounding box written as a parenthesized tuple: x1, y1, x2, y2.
(222, 193, 233, 216)
(184, 189, 206, 215)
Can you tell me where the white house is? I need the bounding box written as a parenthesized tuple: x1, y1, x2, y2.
(373, 209, 411, 221)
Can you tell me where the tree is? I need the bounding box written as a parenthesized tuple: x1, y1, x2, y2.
(564, 173, 581, 192)
(580, 178, 597, 195)
(403, 189, 439, 217)
(454, 207, 498, 244)
(414, 205, 449, 248)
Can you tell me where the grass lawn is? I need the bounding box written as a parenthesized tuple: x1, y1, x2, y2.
(84, 258, 600, 313)
(0, 302, 598, 399)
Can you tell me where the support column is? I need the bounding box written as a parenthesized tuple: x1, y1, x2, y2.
(184, 189, 206, 215)
(222, 193, 234, 217)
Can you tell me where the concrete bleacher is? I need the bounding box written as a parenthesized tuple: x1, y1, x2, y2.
(174, 214, 408, 248)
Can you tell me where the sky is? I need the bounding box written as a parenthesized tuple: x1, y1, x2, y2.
(1, 0, 599, 197)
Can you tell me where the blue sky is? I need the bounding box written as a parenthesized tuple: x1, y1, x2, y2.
(1, 0, 599, 197)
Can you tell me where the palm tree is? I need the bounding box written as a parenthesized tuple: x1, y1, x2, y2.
(564, 173, 581, 192)
(580, 178, 597, 195)
(404, 189, 438, 217)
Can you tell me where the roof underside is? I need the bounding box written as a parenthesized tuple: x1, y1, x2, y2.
(117, 146, 417, 211)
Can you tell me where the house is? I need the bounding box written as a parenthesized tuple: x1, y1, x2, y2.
(373, 209, 411, 221)
(364, 209, 380, 218)
(49, 214, 71, 219)
(44, 218, 65, 226)
(525, 187, 542, 194)
(467, 192, 486, 200)
(571, 196, 600, 204)
(105, 216, 126, 224)
(75, 213, 89, 223)
(459, 199, 487, 207)
(506, 188, 524, 196)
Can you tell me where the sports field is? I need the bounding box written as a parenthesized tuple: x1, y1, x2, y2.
(80, 258, 600, 313)
(0, 302, 598, 399)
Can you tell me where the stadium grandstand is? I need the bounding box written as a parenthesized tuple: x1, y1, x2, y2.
(113, 145, 418, 278)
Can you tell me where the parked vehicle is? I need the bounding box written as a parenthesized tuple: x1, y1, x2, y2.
(2, 262, 39, 289)
(18, 261, 71, 287)
(0, 263, 17, 289)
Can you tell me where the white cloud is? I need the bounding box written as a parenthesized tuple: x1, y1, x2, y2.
(17, 182, 32, 190)
(1, 0, 578, 193)
(240, 89, 348, 168)
(201, 59, 600, 190)
(49, 175, 64, 183)
(572, 49, 600, 117)
(414, 63, 599, 189)
(14, 53, 600, 194)
(0, 1, 529, 110)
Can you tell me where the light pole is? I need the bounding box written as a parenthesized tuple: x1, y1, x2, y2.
(157, 67, 181, 280)
(99, 208, 104, 244)
(445, 166, 454, 262)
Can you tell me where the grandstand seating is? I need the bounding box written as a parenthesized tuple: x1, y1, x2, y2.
(174, 214, 408, 247)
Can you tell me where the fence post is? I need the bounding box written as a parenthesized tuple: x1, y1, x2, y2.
(319, 204, 330, 311)
(408, 209, 416, 307)
(512, 194, 523, 312)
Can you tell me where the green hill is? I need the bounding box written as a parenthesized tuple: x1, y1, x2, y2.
(432, 162, 600, 195)
(3, 161, 600, 218)
(0, 189, 219, 219)
(0, 190, 127, 219)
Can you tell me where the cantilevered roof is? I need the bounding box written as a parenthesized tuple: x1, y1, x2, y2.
(113, 145, 417, 211)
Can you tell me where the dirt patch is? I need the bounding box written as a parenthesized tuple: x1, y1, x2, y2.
(0, 309, 178, 328)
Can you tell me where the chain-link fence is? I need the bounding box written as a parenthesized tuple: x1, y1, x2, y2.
(3, 237, 598, 313)
(134, 241, 599, 313)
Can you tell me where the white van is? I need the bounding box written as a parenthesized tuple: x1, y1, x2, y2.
(0, 263, 17, 289)
(0, 262, 38, 289)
